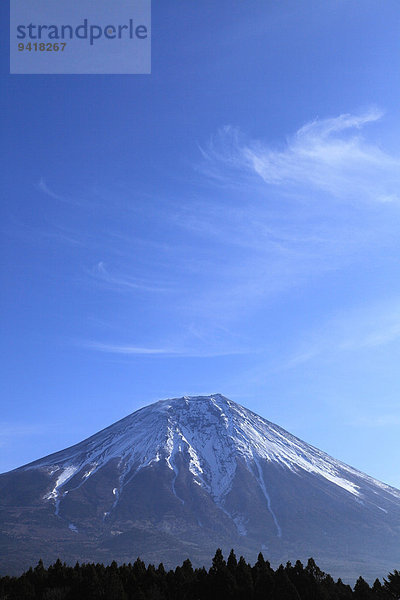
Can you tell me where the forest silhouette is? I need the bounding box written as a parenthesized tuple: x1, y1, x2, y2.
(1, 549, 400, 599)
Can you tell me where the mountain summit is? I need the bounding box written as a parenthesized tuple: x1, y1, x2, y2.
(1, 394, 400, 580)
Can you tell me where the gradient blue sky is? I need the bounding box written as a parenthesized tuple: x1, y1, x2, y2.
(2, 0, 400, 487)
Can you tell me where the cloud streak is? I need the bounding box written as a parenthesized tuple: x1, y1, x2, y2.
(37, 177, 90, 208)
(275, 297, 400, 372)
(351, 414, 400, 428)
(83, 341, 247, 358)
(0, 423, 47, 448)
(92, 262, 172, 293)
(39, 110, 400, 361)
(37, 178, 65, 201)
(165, 110, 400, 324)
(202, 109, 400, 204)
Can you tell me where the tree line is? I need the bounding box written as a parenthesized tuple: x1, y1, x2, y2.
(1, 549, 400, 600)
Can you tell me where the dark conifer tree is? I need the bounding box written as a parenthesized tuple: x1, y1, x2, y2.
(133, 557, 147, 579)
(305, 557, 326, 585)
(321, 573, 340, 600)
(210, 548, 226, 571)
(286, 559, 309, 600)
(144, 563, 162, 600)
(105, 572, 127, 600)
(174, 561, 195, 600)
(193, 566, 208, 600)
(272, 565, 301, 600)
(354, 576, 373, 600)
(209, 549, 237, 600)
(32, 558, 48, 598)
(253, 553, 274, 600)
(6, 549, 400, 600)
(14, 575, 36, 600)
(335, 578, 353, 600)
(153, 563, 168, 600)
(227, 549, 238, 574)
(372, 578, 391, 600)
(384, 570, 400, 599)
(236, 556, 254, 600)
(157, 563, 166, 577)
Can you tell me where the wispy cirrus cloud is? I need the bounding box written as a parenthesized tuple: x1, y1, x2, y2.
(37, 177, 89, 207)
(0, 423, 47, 448)
(92, 262, 172, 293)
(167, 109, 400, 323)
(85, 342, 177, 355)
(35, 110, 400, 362)
(274, 297, 400, 371)
(201, 109, 400, 203)
(83, 340, 246, 358)
(350, 414, 400, 428)
(37, 177, 65, 201)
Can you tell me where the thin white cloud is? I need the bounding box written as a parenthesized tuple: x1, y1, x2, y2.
(202, 109, 400, 204)
(83, 341, 247, 358)
(37, 177, 87, 207)
(340, 322, 400, 350)
(87, 342, 176, 355)
(235, 296, 400, 387)
(296, 110, 383, 138)
(38, 111, 400, 360)
(279, 298, 400, 370)
(37, 178, 65, 201)
(351, 414, 400, 428)
(93, 262, 172, 293)
(0, 423, 47, 447)
(172, 109, 400, 324)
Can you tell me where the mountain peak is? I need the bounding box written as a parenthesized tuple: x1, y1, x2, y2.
(152, 393, 231, 411)
(2, 394, 400, 579)
(23, 393, 400, 510)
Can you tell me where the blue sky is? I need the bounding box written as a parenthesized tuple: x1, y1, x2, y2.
(2, 0, 400, 488)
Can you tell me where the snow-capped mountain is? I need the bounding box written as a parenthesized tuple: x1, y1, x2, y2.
(1, 394, 400, 581)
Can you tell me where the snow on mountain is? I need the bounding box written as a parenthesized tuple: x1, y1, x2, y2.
(2, 394, 400, 580)
(24, 394, 400, 524)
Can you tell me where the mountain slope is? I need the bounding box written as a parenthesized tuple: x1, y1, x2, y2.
(1, 394, 400, 580)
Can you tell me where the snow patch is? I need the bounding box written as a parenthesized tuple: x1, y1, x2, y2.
(30, 394, 400, 524)
(232, 514, 247, 536)
(166, 426, 185, 505)
(253, 456, 282, 538)
(83, 466, 97, 479)
(44, 466, 78, 501)
(44, 466, 78, 516)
